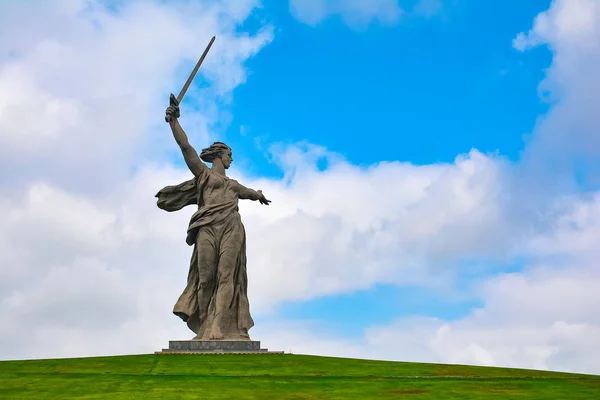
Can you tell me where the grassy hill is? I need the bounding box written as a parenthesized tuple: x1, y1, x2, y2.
(1, 353, 599, 399)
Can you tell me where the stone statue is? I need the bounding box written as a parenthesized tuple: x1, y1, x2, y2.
(155, 94, 271, 341)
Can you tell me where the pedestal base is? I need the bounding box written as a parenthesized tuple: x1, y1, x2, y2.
(156, 340, 283, 354)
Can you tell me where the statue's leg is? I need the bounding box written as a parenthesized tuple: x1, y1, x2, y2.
(210, 219, 246, 340)
(195, 226, 218, 340)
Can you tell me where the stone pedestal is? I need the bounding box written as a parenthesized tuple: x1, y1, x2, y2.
(156, 340, 283, 354)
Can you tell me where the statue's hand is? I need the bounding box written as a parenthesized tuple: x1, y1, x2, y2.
(257, 190, 271, 206)
(165, 93, 181, 122)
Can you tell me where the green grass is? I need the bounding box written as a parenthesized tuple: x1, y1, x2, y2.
(1, 354, 599, 399)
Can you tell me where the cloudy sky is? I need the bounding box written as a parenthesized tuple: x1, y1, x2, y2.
(1, 0, 599, 375)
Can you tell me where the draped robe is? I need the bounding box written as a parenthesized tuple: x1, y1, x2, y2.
(155, 164, 259, 340)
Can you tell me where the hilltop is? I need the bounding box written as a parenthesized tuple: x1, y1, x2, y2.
(1, 354, 599, 399)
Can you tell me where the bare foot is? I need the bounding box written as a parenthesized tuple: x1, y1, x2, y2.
(209, 327, 224, 340)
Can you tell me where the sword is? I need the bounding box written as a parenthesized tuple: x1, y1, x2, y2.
(166, 35, 216, 122)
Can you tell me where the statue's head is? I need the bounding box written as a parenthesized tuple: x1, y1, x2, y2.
(200, 142, 232, 169)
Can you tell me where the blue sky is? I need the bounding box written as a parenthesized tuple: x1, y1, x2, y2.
(197, 0, 554, 337)
(217, 0, 553, 178)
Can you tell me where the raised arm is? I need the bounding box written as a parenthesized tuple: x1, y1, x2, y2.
(165, 94, 206, 177)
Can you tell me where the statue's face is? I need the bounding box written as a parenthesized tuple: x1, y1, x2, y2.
(221, 150, 233, 169)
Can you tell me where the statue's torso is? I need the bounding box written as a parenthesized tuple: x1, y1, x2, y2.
(200, 171, 238, 209)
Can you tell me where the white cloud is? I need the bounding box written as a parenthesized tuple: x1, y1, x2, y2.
(513, 0, 598, 52)
(256, 195, 600, 373)
(289, 0, 404, 28)
(238, 146, 520, 311)
(287, 0, 445, 27)
(514, 0, 600, 186)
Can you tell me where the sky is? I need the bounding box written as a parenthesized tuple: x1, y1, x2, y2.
(1, 0, 600, 375)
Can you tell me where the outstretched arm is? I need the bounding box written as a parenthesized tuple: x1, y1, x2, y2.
(166, 95, 206, 177)
(234, 181, 271, 205)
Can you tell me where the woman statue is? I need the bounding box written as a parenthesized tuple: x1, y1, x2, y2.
(155, 95, 271, 341)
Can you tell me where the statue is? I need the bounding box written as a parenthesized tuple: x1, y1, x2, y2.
(155, 37, 271, 341)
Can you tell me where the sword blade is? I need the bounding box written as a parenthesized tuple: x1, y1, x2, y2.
(177, 35, 216, 104)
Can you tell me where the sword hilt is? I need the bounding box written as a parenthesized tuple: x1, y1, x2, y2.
(165, 93, 180, 123)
